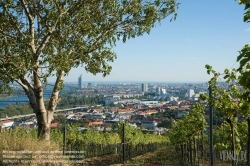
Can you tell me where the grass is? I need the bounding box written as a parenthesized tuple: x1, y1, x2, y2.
(0, 129, 246, 166)
(83, 145, 246, 166)
(0, 128, 70, 166)
(83, 144, 180, 166)
(124, 145, 180, 165)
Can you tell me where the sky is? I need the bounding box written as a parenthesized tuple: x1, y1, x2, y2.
(55, 0, 250, 83)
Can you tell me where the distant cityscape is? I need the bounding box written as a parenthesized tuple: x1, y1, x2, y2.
(1, 74, 229, 134)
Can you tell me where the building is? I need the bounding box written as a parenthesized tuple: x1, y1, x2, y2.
(161, 88, 166, 95)
(177, 111, 189, 118)
(156, 87, 166, 95)
(88, 83, 92, 87)
(156, 87, 161, 95)
(142, 83, 148, 92)
(50, 123, 58, 129)
(78, 74, 83, 89)
(0, 120, 14, 130)
(187, 89, 195, 98)
(141, 121, 158, 128)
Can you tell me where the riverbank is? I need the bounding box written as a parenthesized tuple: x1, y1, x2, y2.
(0, 94, 13, 100)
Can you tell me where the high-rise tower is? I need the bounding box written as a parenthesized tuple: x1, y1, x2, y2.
(142, 83, 148, 92)
(187, 89, 194, 98)
(78, 74, 83, 89)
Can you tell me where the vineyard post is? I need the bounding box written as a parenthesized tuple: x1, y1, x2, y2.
(194, 137, 197, 165)
(202, 124, 204, 165)
(122, 122, 125, 163)
(247, 118, 250, 166)
(63, 126, 66, 155)
(189, 140, 193, 166)
(209, 86, 214, 166)
(181, 144, 184, 161)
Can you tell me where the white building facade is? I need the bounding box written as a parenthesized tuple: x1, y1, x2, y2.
(187, 89, 195, 98)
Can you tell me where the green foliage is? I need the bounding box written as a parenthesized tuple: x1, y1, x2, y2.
(202, 65, 241, 119)
(52, 114, 67, 125)
(0, 0, 179, 93)
(11, 127, 28, 138)
(117, 122, 169, 146)
(0, 0, 179, 140)
(66, 124, 120, 146)
(168, 103, 207, 146)
(57, 95, 105, 108)
(50, 128, 63, 146)
(0, 123, 174, 164)
(199, 2, 250, 163)
(202, 64, 250, 162)
(238, 121, 248, 146)
(65, 123, 169, 151)
(8, 127, 64, 146)
(0, 104, 33, 118)
(238, 0, 250, 22)
(214, 122, 242, 153)
(157, 118, 173, 128)
(237, 45, 250, 89)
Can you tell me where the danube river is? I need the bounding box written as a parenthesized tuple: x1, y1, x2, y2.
(0, 86, 70, 109)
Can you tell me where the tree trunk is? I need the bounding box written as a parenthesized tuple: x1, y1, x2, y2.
(17, 71, 64, 141)
(201, 130, 204, 166)
(38, 70, 64, 140)
(185, 142, 188, 163)
(33, 67, 50, 141)
(247, 117, 250, 166)
(181, 144, 184, 162)
(189, 140, 193, 166)
(194, 137, 197, 166)
(37, 111, 54, 141)
(226, 118, 235, 166)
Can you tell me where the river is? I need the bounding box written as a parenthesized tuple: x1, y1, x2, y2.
(0, 86, 71, 108)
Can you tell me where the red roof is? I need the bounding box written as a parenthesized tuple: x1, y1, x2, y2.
(0, 120, 13, 125)
(88, 121, 103, 127)
(50, 123, 58, 128)
(112, 109, 134, 113)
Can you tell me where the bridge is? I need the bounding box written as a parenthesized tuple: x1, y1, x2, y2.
(0, 100, 29, 103)
(0, 100, 30, 106)
(0, 106, 87, 121)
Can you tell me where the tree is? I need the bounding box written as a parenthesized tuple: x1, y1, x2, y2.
(168, 103, 207, 165)
(0, 0, 179, 141)
(229, 1, 250, 165)
(201, 66, 243, 166)
(157, 118, 173, 128)
(52, 114, 67, 126)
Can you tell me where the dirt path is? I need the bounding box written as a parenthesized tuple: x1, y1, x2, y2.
(83, 146, 180, 166)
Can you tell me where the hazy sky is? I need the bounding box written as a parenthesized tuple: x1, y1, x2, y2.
(51, 0, 250, 83)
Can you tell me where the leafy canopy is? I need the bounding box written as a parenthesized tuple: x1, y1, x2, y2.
(0, 0, 179, 93)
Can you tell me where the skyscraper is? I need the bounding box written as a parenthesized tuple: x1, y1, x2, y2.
(142, 83, 148, 92)
(78, 74, 83, 89)
(187, 89, 195, 98)
(156, 87, 161, 95)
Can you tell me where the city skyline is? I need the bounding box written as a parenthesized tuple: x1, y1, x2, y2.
(47, 0, 250, 83)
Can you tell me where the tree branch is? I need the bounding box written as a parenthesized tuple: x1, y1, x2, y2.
(20, 0, 34, 25)
(15, 79, 28, 91)
(47, 70, 65, 111)
(0, 29, 16, 38)
(67, 0, 98, 17)
(20, 0, 36, 54)
(19, 77, 38, 114)
(36, 10, 68, 55)
(84, 1, 133, 55)
(4, 8, 26, 38)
